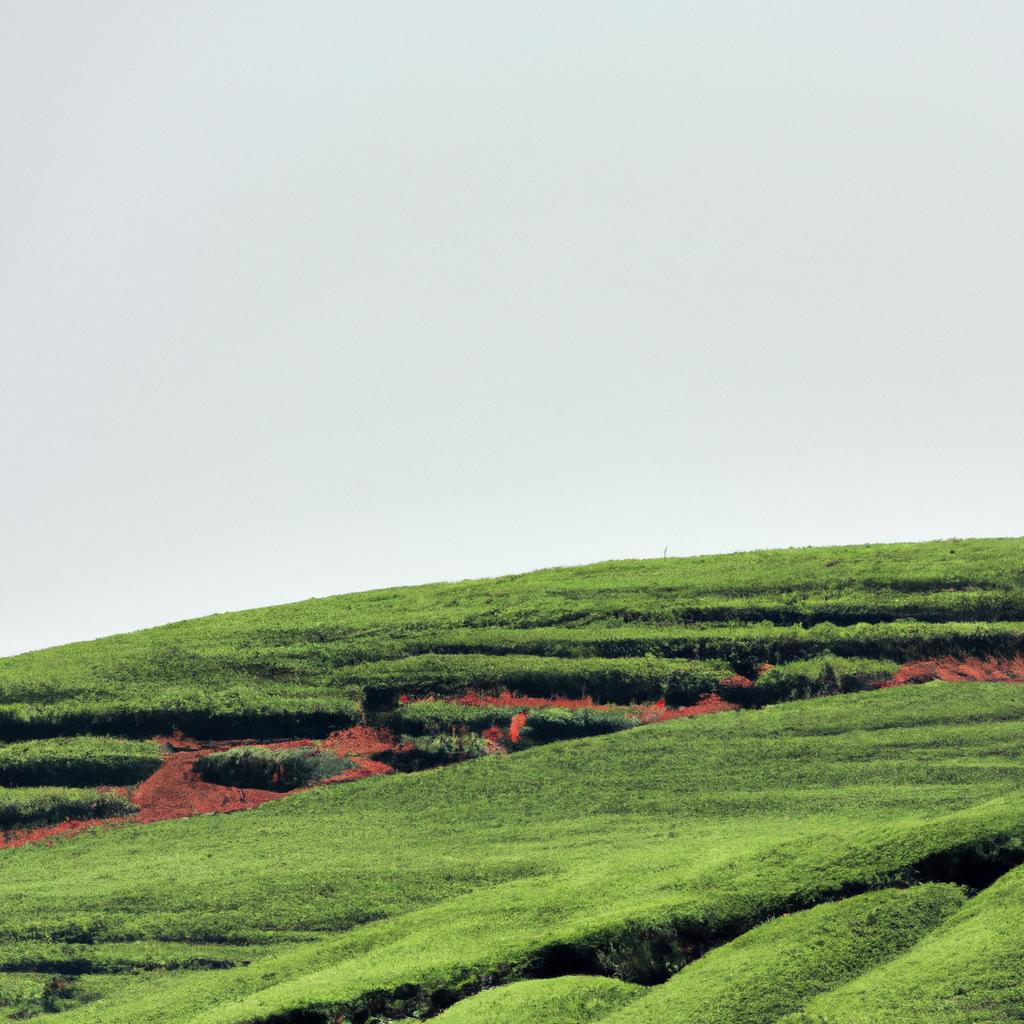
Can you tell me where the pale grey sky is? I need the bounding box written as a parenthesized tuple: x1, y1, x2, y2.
(2, 2, 1023, 656)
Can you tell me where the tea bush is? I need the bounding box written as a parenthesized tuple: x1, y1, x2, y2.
(751, 657, 899, 705)
(194, 745, 354, 790)
(0, 736, 163, 786)
(0, 786, 137, 828)
(520, 706, 638, 742)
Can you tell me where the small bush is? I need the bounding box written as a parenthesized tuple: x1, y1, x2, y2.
(194, 745, 353, 791)
(0, 737, 164, 787)
(392, 701, 521, 736)
(752, 657, 899, 705)
(384, 733, 492, 772)
(519, 707, 638, 743)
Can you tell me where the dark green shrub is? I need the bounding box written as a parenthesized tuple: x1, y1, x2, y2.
(392, 701, 521, 736)
(194, 745, 353, 791)
(0, 737, 164, 787)
(752, 657, 898, 705)
(0, 786, 138, 829)
(519, 707, 638, 743)
(0, 694, 360, 741)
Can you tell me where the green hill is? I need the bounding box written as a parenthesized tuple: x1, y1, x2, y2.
(1, 538, 1023, 1022)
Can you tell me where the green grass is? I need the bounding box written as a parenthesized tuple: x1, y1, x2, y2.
(1, 539, 1022, 726)
(0, 787, 137, 829)
(596, 885, 966, 1024)
(782, 864, 1024, 1023)
(0, 736, 163, 787)
(432, 975, 644, 1023)
(0, 684, 1022, 1021)
(0, 538, 1023, 1021)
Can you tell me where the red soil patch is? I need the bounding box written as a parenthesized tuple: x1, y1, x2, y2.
(0, 817, 118, 850)
(642, 693, 740, 720)
(455, 692, 623, 711)
(0, 733, 395, 850)
(509, 712, 527, 744)
(881, 655, 1024, 688)
(322, 757, 393, 783)
(450, 691, 741, 744)
(321, 725, 398, 757)
(130, 749, 287, 823)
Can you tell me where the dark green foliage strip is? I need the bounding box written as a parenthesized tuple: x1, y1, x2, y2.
(408, 620, 1024, 668)
(0, 737, 163, 787)
(519, 707, 638, 741)
(750, 657, 899, 704)
(194, 746, 353, 791)
(432, 975, 645, 1024)
(392, 701, 522, 735)
(0, 787, 137, 829)
(0, 693, 360, 741)
(355, 654, 731, 708)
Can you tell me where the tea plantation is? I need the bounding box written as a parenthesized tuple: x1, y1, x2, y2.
(1, 538, 1023, 1021)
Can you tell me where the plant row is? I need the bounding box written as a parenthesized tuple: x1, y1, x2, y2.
(387, 656, 899, 744)
(194, 745, 354, 791)
(381, 620, 1024, 675)
(0, 693, 360, 741)
(0, 737, 164, 787)
(0, 786, 138, 829)
(353, 654, 732, 709)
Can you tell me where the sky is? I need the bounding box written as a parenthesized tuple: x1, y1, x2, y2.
(2, 2, 1023, 657)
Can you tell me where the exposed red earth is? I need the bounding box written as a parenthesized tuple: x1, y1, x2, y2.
(0, 728, 396, 850)
(880, 655, 1024, 688)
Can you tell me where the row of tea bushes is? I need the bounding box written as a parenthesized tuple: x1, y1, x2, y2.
(353, 654, 732, 709)
(0, 736, 164, 787)
(0, 786, 138, 829)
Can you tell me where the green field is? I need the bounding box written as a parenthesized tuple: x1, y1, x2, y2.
(1, 538, 1023, 1022)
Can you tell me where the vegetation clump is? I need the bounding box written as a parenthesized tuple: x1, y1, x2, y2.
(750, 657, 898, 704)
(519, 706, 638, 741)
(383, 733, 493, 771)
(0, 786, 137, 829)
(194, 744, 354, 790)
(0, 736, 163, 786)
(0, 540, 1024, 1020)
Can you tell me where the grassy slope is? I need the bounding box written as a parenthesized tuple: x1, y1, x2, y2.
(783, 863, 1024, 1024)
(1, 538, 1024, 1021)
(0, 684, 1022, 1021)
(1, 538, 1022, 722)
(432, 975, 644, 1024)
(595, 885, 967, 1024)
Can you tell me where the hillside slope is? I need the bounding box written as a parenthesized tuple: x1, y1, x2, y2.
(1, 538, 1023, 1021)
